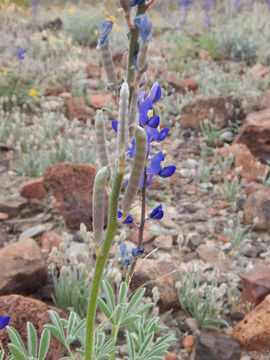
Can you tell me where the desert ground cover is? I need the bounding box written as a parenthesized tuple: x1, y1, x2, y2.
(1, 0, 270, 359)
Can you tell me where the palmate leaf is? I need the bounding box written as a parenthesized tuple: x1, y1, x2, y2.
(123, 288, 145, 318)
(66, 311, 77, 340)
(98, 297, 112, 320)
(103, 281, 116, 313)
(6, 327, 28, 358)
(7, 344, 27, 360)
(27, 322, 38, 358)
(45, 310, 66, 345)
(38, 328, 51, 360)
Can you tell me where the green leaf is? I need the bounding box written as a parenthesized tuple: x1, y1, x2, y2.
(98, 298, 112, 320)
(44, 324, 65, 345)
(8, 344, 27, 360)
(103, 281, 115, 312)
(118, 282, 128, 305)
(71, 318, 87, 338)
(38, 328, 51, 360)
(0, 350, 4, 360)
(138, 333, 154, 357)
(27, 322, 38, 358)
(120, 315, 141, 327)
(126, 331, 135, 360)
(6, 327, 28, 357)
(124, 288, 145, 318)
(48, 310, 65, 340)
(66, 312, 77, 340)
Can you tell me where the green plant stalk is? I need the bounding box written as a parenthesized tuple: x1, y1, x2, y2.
(110, 323, 120, 360)
(126, 4, 146, 91)
(85, 159, 124, 360)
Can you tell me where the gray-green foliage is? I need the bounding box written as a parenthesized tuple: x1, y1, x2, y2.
(178, 269, 228, 330)
(64, 8, 104, 46)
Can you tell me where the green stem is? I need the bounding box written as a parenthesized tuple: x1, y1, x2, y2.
(110, 324, 120, 360)
(85, 160, 124, 360)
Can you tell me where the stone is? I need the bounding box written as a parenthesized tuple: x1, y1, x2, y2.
(246, 181, 270, 197)
(182, 334, 195, 353)
(0, 294, 65, 360)
(256, 90, 270, 110)
(154, 234, 173, 250)
(219, 143, 267, 182)
(241, 264, 270, 306)
(86, 63, 101, 78)
(164, 351, 178, 360)
(129, 222, 155, 245)
(0, 196, 28, 217)
(167, 73, 198, 92)
(44, 162, 96, 230)
(41, 231, 62, 254)
(232, 294, 270, 351)
(244, 189, 270, 231)
(0, 212, 8, 220)
(234, 109, 270, 163)
(130, 259, 180, 312)
(196, 244, 230, 272)
(187, 234, 205, 250)
(67, 241, 88, 262)
(89, 91, 111, 109)
(20, 177, 46, 199)
(65, 97, 91, 122)
(181, 95, 238, 129)
(195, 333, 241, 360)
(45, 85, 67, 96)
(0, 238, 47, 296)
(250, 63, 269, 78)
(19, 224, 47, 241)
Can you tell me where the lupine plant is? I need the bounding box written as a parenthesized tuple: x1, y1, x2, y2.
(2, 1, 175, 359)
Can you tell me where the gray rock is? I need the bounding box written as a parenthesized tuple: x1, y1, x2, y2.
(19, 225, 47, 241)
(0, 196, 28, 217)
(218, 131, 234, 144)
(194, 332, 241, 360)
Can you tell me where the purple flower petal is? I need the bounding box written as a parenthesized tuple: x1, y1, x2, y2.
(127, 138, 136, 158)
(112, 120, 118, 132)
(97, 21, 113, 48)
(134, 14, 152, 43)
(148, 82, 161, 103)
(149, 204, 163, 219)
(0, 316, 10, 330)
(157, 128, 169, 141)
(159, 165, 176, 178)
(151, 151, 164, 175)
(139, 98, 152, 126)
(147, 115, 160, 128)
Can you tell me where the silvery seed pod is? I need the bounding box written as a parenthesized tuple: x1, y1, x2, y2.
(101, 42, 118, 94)
(128, 86, 139, 131)
(117, 82, 129, 155)
(93, 167, 108, 245)
(122, 126, 147, 214)
(137, 43, 148, 72)
(95, 110, 110, 169)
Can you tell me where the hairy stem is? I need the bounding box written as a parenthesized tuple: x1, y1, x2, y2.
(110, 324, 120, 360)
(85, 159, 124, 360)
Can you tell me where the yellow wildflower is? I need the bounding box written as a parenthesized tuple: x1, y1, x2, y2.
(29, 88, 39, 98)
(49, 34, 55, 42)
(67, 7, 75, 14)
(94, 29, 98, 37)
(1, 66, 9, 75)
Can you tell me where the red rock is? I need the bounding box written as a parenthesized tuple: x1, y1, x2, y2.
(89, 92, 111, 109)
(181, 95, 239, 129)
(164, 351, 178, 360)
(41, 231, 62, 254)
(129, 222, 155, 244)
(244, 189, 270, 231)
(65, 97, 91, 121)
(232, 294, 270, 351)
(130, 259, 180, 312)
(0, 196, 28, 217)
(44, 162, 96, 230)
(45, 85, 67, 96)
(183, 334, 195, 353)
(86, 63, 101, 78)
(0, 212, 8, 221)
(250, 63, 269, 78)
(216, 234, 229, 243)
(20, 177, 46, 199)
(0, 238, 47, 295)
(234, 109, 270, 163)
(167, 73, 198, 92)
(0, 294, 66, 360)
(241, 264, 270, 306)
(246, 181, 270, 197)
(256, 90, 270, 110)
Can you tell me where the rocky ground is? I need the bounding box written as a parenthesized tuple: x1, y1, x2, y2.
(1, 1, 270, 359)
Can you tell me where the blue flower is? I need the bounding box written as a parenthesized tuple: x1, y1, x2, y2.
(146, 126, 169, 142)
(149, 204, 163, 219)
(147, 151, 176, 186)
(139, 82, 162, 127)
(134, 15, 152, 43)
(97, 21, 113, 48)
(118, 211, 133, 224)
(0, 316, 10, 329)
(112, 120, 118, 132)
(132, 247, 145, 257)
(15, 48, 26, 60)
(121, 243, 131, 266)
(130, 0, 146, 6)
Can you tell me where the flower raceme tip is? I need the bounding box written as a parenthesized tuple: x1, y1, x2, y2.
(149, 204, 163, 219)
(134, 14, 152, 43)
(97, 21, 113, 48)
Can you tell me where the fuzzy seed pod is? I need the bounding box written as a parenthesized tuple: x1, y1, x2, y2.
(95, 110, 110, 169)
(128, 87, 139, 131)
(93, 167, 108, 245)
(137, 43, 148, 72)
(122, 126, 147, 214)
(117, 82, 130, 155)
(101, 42, 118, 94)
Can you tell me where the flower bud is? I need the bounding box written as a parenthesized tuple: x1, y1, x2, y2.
(117, 82, 130, 155)
(122, 126, 147, 214)
(93, 167, 109, 244)
(95, 110, 110, 169)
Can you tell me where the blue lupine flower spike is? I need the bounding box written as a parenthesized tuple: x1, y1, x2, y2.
(149, 204, 163, 219)
(0, 315, 10, 329)
(15, 48, 26, 60)
(132, 247, 145, 257)
(97, 21, 113, 48)
(118, 211, 133, 224)
(121, 243, 131, 266)
(134, 15, 152, 43)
